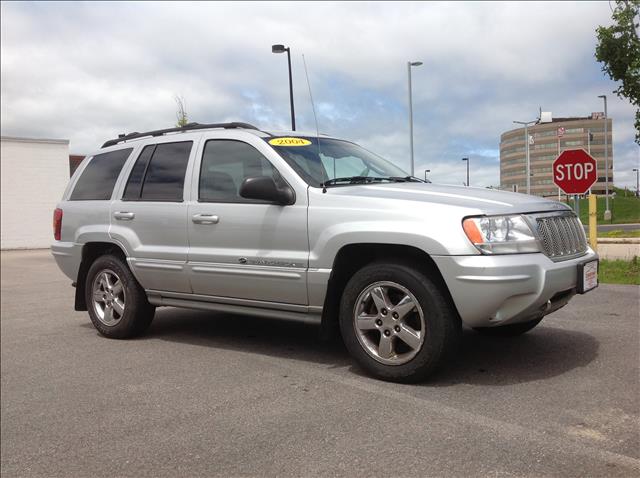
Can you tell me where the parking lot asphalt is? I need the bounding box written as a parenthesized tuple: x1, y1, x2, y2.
(1, 249, 639, 477)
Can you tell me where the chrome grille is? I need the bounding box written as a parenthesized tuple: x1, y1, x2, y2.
(535, 214, 588, 260)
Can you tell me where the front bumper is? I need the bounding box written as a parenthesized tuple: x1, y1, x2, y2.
(432, 248, 598, 328)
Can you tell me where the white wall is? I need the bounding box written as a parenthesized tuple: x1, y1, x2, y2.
(1, 137, 70, 249)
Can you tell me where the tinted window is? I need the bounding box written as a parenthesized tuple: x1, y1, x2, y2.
(70, 148, 132, 200)
(199, 140, 282, 202)
(140, 141, 192, 201)
(121, 141, 192, 201)
(123, 145, 154, 200)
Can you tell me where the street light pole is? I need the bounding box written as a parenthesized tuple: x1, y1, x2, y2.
(272, 44, 296, 131)
(599, 95, 610, 219)
(513, 119, 538, 195)
(633, 168, 639, 197)
(424, 169, 430, 181)
(462, 158, 469, 186)
(407, 61, 422, 176)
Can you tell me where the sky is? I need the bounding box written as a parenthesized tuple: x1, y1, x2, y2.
(1, 1, 638, 189)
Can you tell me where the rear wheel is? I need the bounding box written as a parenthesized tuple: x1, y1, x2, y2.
(473, 317, 543, 337)
(85, 254, 155, 339)
(339, 262, 460, 383)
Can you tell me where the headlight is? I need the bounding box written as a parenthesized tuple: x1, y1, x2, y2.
(462, 215, 540, 254)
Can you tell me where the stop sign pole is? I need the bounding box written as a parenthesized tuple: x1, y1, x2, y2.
(553, 148, 598, 226)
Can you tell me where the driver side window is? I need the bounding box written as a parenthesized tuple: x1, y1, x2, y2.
(199, 140, 283, 203)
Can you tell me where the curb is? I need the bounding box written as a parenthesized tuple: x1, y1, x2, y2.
(597, 238, 640, 245)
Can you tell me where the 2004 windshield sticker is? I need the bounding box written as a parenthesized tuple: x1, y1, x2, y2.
(268, 137, 312, 147)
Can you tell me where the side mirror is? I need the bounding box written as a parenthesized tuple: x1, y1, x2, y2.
(239, 176, 295, 205)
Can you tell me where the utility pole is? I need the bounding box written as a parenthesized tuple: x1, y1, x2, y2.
(462, 157, 469, 186)
(407, 61, 422, 176)
(513, 119, 537, 195)
(599, 95, 610, 220)
(272, 44, 296, 131)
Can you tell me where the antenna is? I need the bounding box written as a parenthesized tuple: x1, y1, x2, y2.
(302, 54, 333, 189)
(302, 54, 320, 141)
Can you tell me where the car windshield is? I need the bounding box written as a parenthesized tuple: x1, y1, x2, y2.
(264, 136, 409, 188)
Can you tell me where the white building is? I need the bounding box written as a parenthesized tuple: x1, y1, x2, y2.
(1, 136, 70, 249)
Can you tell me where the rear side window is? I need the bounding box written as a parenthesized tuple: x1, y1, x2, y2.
(123, 141, 192, 202)
(123, 145, 154, 200)
(70, 148, 132, 200)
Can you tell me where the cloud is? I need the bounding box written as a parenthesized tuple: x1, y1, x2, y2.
(1, 1, 637, 188)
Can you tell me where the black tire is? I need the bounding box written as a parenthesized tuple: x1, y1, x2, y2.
(85, 254, 155, 339)
(473, 317, 543, 337)
(339, 262, 461, 383)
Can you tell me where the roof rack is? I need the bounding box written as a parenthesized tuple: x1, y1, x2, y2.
(101, 122, 261, 148)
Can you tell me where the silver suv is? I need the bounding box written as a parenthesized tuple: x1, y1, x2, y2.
(52, 122, 598, 382)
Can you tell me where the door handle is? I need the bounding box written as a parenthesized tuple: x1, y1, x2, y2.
(113, 211, 135, 221)
(192, 214, 219, 225)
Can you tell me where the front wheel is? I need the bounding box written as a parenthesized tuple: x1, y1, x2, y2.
(339, 262, 461, 383)
(85, 254, 155, 339)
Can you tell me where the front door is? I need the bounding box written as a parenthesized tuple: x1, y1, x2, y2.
(187, 137, 308, 305)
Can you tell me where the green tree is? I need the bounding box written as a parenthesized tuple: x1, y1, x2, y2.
(595, 0, 640, 144)
(175, 95, 189, 128)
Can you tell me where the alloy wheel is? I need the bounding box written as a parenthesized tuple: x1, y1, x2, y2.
(91, 269, 126, 327)
(352, 281, 425, 365)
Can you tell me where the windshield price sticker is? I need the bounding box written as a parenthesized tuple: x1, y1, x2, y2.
(268, 137, 312, 147)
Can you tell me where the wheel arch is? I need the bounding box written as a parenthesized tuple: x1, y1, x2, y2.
(320, 243, 459, 338)
(74, 241, 128, 311)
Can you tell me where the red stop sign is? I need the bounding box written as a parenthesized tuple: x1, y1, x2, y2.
(553, 149, 597, 194)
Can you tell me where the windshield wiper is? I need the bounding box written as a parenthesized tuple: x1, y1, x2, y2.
(321, 176, 371, 187)
(321, 176, 379, 193)
(386, 176, 424, 183)
(321, 175, 424, 192)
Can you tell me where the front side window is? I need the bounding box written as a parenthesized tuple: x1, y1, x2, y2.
(199, 140, 282, 203)
(123, 141, 192, 201)
(70, 148, 132, 200)
(264, 137, 408, 187)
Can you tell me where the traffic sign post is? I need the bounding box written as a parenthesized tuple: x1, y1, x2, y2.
(553, 149, 598, 242)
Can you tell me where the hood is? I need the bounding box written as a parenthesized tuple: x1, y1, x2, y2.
(323, 182, 571, 215)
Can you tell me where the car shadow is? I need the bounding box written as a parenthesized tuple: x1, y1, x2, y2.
(146, 308, 353, 368)
(91, 307, 600, 386)
(431, 325, 600, 386)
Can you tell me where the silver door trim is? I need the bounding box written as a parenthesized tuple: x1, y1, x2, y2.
(148, 294, 322, 325)
(132, 260, 185, 271)
(146, 289, 322, 314)
(190, 265, 302, 280)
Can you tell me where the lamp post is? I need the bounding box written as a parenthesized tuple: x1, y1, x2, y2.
(272, 44, 296, 131)
(598, 95, 610, 220)
(462, 157, 469, 186)
(424, 169, 430, 181)
(633, 168, 639, 197)
(407, 61, 423, 176)
(513, 119, 538, 195)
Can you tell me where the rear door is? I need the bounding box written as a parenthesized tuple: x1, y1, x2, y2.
(186, 134, 309, 305)
(110, 138, 197, 293)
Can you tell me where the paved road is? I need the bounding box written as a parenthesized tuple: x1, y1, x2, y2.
(1, 250, 639, 477)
